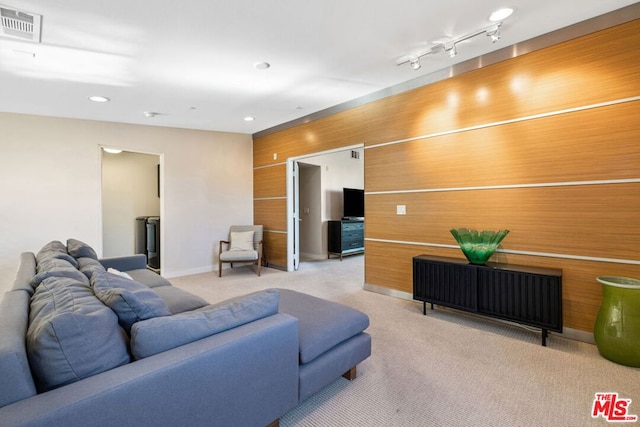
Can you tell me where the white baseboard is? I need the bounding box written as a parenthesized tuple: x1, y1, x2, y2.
(163, 265, 215, 279)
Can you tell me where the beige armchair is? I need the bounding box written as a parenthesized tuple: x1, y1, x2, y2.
(218, 225, 264, 277)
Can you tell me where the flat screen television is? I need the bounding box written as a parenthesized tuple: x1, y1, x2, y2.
(343, 187, 364, 219)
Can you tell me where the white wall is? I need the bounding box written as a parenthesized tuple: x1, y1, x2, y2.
(102, 151, 160, 257)
(0, 113, 253, 293)
(299, 163, 322, 259)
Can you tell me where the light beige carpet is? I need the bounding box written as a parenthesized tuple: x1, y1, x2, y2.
(170, 257, 640, 427)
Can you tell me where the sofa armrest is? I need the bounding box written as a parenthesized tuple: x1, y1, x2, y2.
(0, 313, 299, 427)
(99, 254, 147, 272)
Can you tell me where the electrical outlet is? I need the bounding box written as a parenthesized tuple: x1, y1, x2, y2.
(273, 153, 277, 160)
(397, 205, 406, 215)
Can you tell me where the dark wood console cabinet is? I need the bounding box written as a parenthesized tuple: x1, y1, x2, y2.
(328, 220, 364, 260)
(413, 255, 562, 346)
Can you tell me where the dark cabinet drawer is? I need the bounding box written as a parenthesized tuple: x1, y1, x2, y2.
(328, 220, 364, 258)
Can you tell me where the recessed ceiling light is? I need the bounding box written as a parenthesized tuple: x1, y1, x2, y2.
(254, 62, 271, 70)
(490, 8, 514, 22)
(89, 96, 110, 103)
(244, 116, 255, 122)
(143, 111, 159, 118)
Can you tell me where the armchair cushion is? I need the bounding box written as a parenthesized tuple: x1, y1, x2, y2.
(219, 249, 258, 262)
(229, 230, 255, 251)
(130, 289, 279, 359)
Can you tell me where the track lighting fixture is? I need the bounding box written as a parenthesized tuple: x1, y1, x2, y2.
(487, 25, 501, 42)
(397, 11, 511, 71)
(444, 42, 457, 58)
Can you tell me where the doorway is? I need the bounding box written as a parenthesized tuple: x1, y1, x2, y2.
(101, 148, 162, 269)
(287, 145, 364, 271)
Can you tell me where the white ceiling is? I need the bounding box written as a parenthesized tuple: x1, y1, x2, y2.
(0, 0, 637, 135)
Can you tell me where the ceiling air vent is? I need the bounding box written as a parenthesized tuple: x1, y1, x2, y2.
(0, 5, 42, 42)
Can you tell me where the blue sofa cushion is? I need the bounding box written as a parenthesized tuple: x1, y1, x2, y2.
(130, 289, 280, 359)
(66, 238, 98, 260)
(77, 256, 106, 279)
(26, 277, 130, 392)
(127, 268, 173, 288)
(151, 285, 209, 314)
(30, 266, 89, 288)
(278, 289, 370, 364)
(32, 254, 89, 289)
(35, 256, 79, 274)
(91, 270, 171, 334)
(35, 240, 79, 268)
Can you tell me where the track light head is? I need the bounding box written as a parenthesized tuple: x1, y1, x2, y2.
(444, 42, 457, 58)
(409, 57, 421, 70)
(487, 25, 501, 43)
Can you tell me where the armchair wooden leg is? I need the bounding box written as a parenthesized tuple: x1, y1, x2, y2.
(267, 419, 279, 427)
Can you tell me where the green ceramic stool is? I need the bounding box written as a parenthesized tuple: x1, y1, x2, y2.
(594, 276, 640, 367)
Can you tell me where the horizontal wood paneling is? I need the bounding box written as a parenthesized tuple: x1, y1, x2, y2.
(365, 241, 640, 331)
(361, 19, 640, 146)
(253, 106, 367, 168)
(254, 199, 287, 231)
(254, 164, 287, 199)
(255, 18, 640, 332)
(365, 101, 640, 192)
(365, 183, 640, 261)
(263, 232, 287, 267)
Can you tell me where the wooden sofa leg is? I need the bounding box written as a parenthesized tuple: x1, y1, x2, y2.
(267, 418, 279, 427)
(342, 366, 357, 381)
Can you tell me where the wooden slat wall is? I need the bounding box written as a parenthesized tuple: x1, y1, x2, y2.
(254, 18, 640, 332)
(254, 164, 287, 199)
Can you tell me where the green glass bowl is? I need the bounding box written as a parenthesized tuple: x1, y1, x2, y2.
(450, 228, 510, 265)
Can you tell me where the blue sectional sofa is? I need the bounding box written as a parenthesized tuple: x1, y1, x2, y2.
(0, 240, 371, 426)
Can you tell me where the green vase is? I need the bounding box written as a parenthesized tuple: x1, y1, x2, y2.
(594, 276, 640, 367)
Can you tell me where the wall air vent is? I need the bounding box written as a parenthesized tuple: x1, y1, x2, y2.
(0, 5, 42, 42)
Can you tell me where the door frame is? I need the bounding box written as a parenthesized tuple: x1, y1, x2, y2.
(285, 143, 364, 271)
(99, 146, 164, 270)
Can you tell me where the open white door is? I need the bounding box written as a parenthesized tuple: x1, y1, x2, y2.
(286, 159, 300, 271)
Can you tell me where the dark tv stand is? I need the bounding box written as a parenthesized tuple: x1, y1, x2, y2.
(328, 220, 364, 260)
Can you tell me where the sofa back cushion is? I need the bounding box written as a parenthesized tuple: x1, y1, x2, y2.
(91, 270, 171, 334)
(77, 256, 106, 279)
(0, 290, 37, 408)
(66, 238, 98, 260)
(26, 277, 130, 392)
(36, 240, 79, 268)
(130, 289, 279, 359)
(31, 259, 90, 288)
